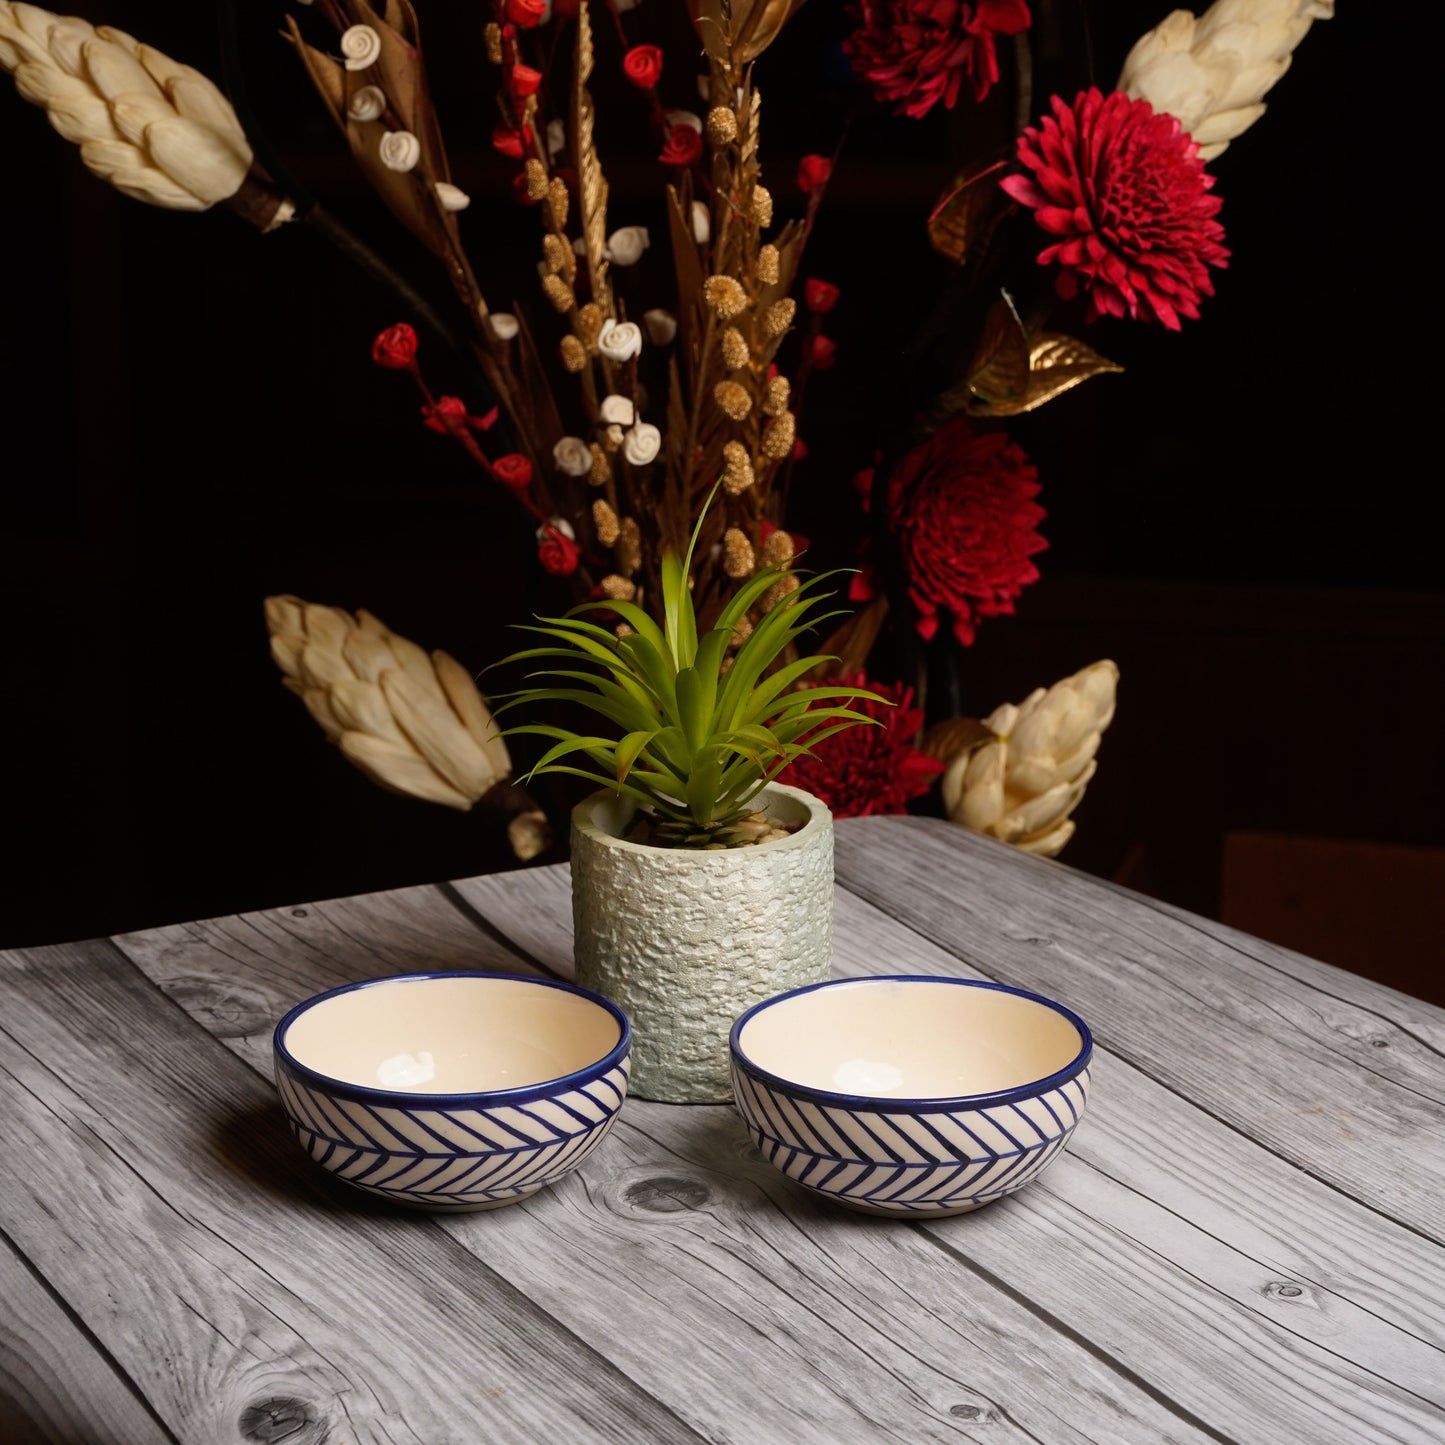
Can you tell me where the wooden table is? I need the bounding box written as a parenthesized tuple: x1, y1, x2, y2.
(3, 816, 1442, 1445)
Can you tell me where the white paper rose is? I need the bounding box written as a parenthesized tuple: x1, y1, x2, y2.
(535, 515, 575, 543)
(347, 85, 386, 122)
(690, 201, 711, 245)
(553, 436, 593, 476)
(599, 394, 635, 426)
(378, 131, 421, 173)
(605, 226, 651, 266)
(340, 25, 382, 72)
(489, 313, 520, 340)
(665, 109, 702, 133)
(623, 422, 662, 466)
(598, 319, 643, 363)
(435, 182, 470, 212)
(546, 118, 566, 160)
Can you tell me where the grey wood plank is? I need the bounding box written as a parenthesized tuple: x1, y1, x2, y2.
(0, 938, 702, 1445)
(0, 1230, 173, 1445)
(828, 816, 1445, 1244)
(117, 888, 1233, 1445)
(456, 860, 1445, 1444)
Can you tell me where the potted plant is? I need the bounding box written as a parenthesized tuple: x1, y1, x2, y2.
(495, 505, 883, 1102)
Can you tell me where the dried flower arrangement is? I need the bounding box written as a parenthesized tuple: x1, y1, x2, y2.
(0, 0, 1332, 858)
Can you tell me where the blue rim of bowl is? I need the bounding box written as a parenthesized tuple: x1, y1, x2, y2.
(728, 975, 1093, 1111)
(273, 970, 632, 1107)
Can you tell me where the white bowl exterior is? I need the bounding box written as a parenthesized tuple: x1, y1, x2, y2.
(275, 1053, 630, 1210)
(732, 1063, 1090, 1216)
(570, 783, 834, 1103)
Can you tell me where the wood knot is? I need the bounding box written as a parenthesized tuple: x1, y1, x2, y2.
(623, 1175, 712, 1214)
(168, 975, 274, 1039)
(949, 1403, 996, 1420)
(238, 1397, 328, 1444)
(291, 908, 309, 919)
(1263, 1281, 1306, 1301)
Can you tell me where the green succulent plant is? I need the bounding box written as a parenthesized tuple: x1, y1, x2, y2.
(493, 507, 885, 845)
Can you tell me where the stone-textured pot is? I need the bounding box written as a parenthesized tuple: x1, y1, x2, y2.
(570, 783, 833, 1103)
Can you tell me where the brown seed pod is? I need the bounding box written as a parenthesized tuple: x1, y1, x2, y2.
(600, 574, 637, 601)
(592, 499, 620, 545)
(760, 528, 794, 567)
(720, 327, 750, 371)
(575, 302, 604, 350)
(484, 23, 502, 64)
(723, 527, 756, 579)
(547, 177, 569, 228)
(757, 244, 780, 285)
(761, 572, 800, 612)
(752, 185, 773, 228)
(761, 298, 796, 338)
(713, 380, 752, 421)
(763, 374, 790, 416)
(542, 274, 573, 313)
(560, 335, 587, 372)
(721, 440, 755, 494)
(704, 275, 748, 320)
(525, 158, 548, 201)
(706, 106, 738, 147)
(588, 443, 612, 486)
(761, 410, 796, 459)
(543, 233, 574, 279)
(617, 517, 642, 575)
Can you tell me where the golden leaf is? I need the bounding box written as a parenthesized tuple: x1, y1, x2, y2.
(927, 157, 1008, 265)
(689, 0, 804, 65)
(955, 298, 1030, 414)
(968, 331, 1123, 417)
(572, 2, 611, 315)
(919, 717, 998, 764)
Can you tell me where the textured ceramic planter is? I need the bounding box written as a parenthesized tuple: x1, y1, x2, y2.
(571, 783, 834, 1103)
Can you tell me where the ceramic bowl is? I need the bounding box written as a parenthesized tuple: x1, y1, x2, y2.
(730, 976, 1092, 1218)
(273, 972, 631, 1211)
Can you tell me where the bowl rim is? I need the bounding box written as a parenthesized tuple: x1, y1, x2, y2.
(729, 974, 1093, 1111)
(273, 970, 632, 1107)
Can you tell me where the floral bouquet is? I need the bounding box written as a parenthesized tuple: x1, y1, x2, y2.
(0, 0, 1330, 859)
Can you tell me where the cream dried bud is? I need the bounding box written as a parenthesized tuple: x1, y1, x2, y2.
(761, 572, 800, 613)
(721, 440, 755, 494)
(761, 410, 796, 459)
(575, 302, 603, 350)
(762, 298, 796, 338)
(704, 275, 749, 320)
(713, 380, 752, 421)
(588, 443, 612, 486)
(617, 517, 642, 575)
(757, 244, 780, 285)
(592, 499, 621, 545)
(723, 527, 755, 579)
(752, 185, 773, 228)
(484, 23, 503, 64)
(615, 622, 635, 638)
(706, 106, 738, 146)
(547, 177, 569, 228)
(490, 312, 520, 341)
(543, 232, 575, 279)
(760, 528, 794, 567)
(764, 374, 790, 415)
(720, 327, 750, 371)
(435, 182, 470, 212)
(643, 309, 678, 346)
(690, 200, 711, 245)
(560, 334, 587, 372)
(525, 158, 549, 201)
(541, 274, 574, 313)
(603, 425, 623, 452)
(546, 118, 566, 160)
(600, 575, 637, 602)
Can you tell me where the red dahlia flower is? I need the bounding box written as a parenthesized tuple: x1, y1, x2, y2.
(851, 416, 1046, 646)
(844, 0, 1031, 118)
(1001, 88, 1229, 329)
(779, 673, 943, 818)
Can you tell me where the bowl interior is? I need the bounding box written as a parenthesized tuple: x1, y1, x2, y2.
(281, 975, 623, 1095)
(735, 978, 1085, 1100)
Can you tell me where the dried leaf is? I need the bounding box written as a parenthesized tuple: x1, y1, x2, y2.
(1018, 333, 1124, 411)
(572, 3, 611, 315)
(956, 297, 1030, 414)
(689, 0, 804, 64)
(919, 716, 998, 764)
(927, 157, 1008, 265)
(817, 597, 889, 678)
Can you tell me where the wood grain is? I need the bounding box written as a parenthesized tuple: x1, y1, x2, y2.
(116, 887, 1226, 1445)
(832, 817, 1445, 1244)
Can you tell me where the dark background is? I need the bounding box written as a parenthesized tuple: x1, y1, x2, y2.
(3, 1, 1441, 997)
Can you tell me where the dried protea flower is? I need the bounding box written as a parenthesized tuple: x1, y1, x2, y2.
(761, 410, 795, 459)
(542, 273, 573, 312)
(507, 809, 552, 862)
(714, 380, 752, 420)
(706, 105, 738, 146)
(560, 334, 587, 372)
(617, 517, 642, 575)
(524, 157, 548, 200)
(592, 498, 620, 545)
(484, 22, 503, 64)
(588, 443, 612, 486)
(576, 302, 604, 350)
(721, 440, 755, 494)
(760, 528, 794, 567)
(761, 572, 799, 612)
(720, 327, 750, 371)
(543, 232, 574, 278)
(265, 595, 511, 811)
(762, 299, 796, 338)
(704, 275, 749, 320)
(723, 527, 755, 579)
(764, 374, 790, 415)
(547, 176, 569, 227)
(757, 244, 780, 285)
(752, 185, 773, 227)
(600, 574, 637, 601)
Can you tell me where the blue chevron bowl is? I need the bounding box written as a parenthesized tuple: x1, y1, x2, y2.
(730, 976, 1092, 1218)
(273, 972, 631, 1212)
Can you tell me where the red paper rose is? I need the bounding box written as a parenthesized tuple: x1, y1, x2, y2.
(493, 453, 534, 490)
(421, 396, 467, 434)
(659, 124, 704, 167)
(508, 64, 542, 99)
(538, 527, 581, 575)
(623, 44, 664, 90)
(851, 416, 1046, 646)
(371, 323, 417, 370)
(492, 123, 532, 159)
(778, 673, 943, 819)
(844, 0, 1030, 117)
(806, 334, 837, 369)
(804, 278, 839, 314)
(505, 0, 546, 28)
(1001, 89, 1229, 329)
(797, 153, 832, 192)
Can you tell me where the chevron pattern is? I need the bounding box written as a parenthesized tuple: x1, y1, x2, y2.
(275, 1058, 630, 1210)
(731, 1065, 1090, 1217)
